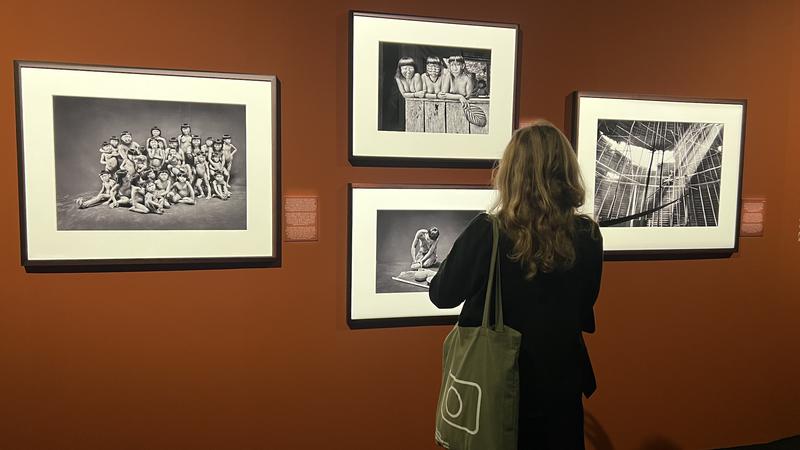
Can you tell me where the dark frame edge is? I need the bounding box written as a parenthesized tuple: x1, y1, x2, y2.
(348, 315, 458, 330)
(12, 59, 275, 82)
(272, 76, 283, 268)
(566, 91, 579, 148)
(348, 11, 356, 168)
(346, 183, 355, 328)
(24, 257, 281, 273)
(349, 10, 519, 30)
(512, 23, 521, 131)
(349, 155, 495, 169)
(731, 99, 748, 255)
(603, 249, 735, 261)
(574, 90, 748, 107)
(14, 60, 29, 266)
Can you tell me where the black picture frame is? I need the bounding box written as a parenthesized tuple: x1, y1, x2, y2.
(15, 60, 281, 271)
(349, 11, 520, 168)
(570, 91, 747, 260)
(347, 183, 494, 329)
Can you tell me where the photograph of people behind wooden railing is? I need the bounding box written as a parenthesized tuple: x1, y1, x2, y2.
(378, 42, 491, 134)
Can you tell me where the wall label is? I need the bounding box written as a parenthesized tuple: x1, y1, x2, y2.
(740, 197, 766, 237)
(284, 196, 318, 242)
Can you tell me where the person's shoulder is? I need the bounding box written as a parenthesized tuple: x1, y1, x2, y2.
(575, 215, 599, 233)
(448, 212, 493, 254)
(573, 215, 603, 251)
(462, 212, 493, 237)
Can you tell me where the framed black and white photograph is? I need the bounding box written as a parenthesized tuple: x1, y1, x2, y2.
(348, 184, 495, 328)
(15, 61, 280, 268)
(349, 11, 519, 167)
(572, 92, 746, 258)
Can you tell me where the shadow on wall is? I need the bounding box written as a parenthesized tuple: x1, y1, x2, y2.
(639, 436, 684, 450)
(585, 411, 615, 450)
(585, 411, 684, 450)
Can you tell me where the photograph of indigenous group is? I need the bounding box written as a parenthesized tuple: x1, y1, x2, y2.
(378, 42, 491, 134)
(374, 209, 481, 293)
(594, 119, 723, 228)
(53, 96, 247, 231)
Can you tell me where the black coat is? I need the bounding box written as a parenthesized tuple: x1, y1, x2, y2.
(429, 213, 603, 447)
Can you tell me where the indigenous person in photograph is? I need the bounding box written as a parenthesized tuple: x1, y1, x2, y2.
(421, 56, 450, 99)
(429, 121, 604, 450)
(75, 170, 117, 209)
(119, 130, 141, 155)
(128, 166, 153, 213)
(212, 139, 224, 159)
(144, 181, 167, 214)
(167, 170, 196, 205)
(117, 132, 138, 168)
(146, 137, 166, 162)
(116, 131, 138, 170)
(410, 226, 439, 270)
(118, 147, 137, 179)
(107, 135, 121, 160)
(177, 123, 193, 159)
(208, 143, 228, 182)
(165, 146, 183, 177)
(189, 135, 203, 165)
(444, 55, 474, 106)
(149, 156, 164, 174)
(99, 141, 119, 173)
(145, 126, 168, 152)
(154, 170, 173, 208)
(193, 152, 212, 199)
(476, 79, 489, 97)
(211, 139, 231, 182)
(129, 181, 164, 214)
(212, 172, 231, 200)
(394, 57, 424, 98)
(109, 169, 133, 209)
(202, 136, 215, 157)
(167, 137, 182, 161)
(221, 134, 237, 181)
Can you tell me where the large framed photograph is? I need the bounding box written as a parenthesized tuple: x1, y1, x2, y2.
(348, 184, 495, 328)
(15, 61, 280, 269)
(572, 92, 746, 258)
(349, 11, 519, 168)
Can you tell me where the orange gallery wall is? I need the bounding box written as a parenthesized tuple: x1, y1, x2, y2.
(0, 1, 798, 449)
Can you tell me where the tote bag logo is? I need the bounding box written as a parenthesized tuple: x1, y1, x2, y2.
(440, 371, 482, 435)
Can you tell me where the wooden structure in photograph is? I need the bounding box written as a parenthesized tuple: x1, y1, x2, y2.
(405, 98, 489, 134)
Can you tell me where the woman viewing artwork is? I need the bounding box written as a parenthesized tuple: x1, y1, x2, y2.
(429, 121, 604, 449)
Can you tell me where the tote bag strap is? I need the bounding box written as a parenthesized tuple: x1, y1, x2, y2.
(494, 226, 505, 332)
(481, 214, 504, 331)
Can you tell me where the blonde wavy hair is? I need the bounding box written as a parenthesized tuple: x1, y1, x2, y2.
(491, 120, 593, 279)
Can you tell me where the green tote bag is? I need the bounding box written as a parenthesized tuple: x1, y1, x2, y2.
(435, 216, 522, 450)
